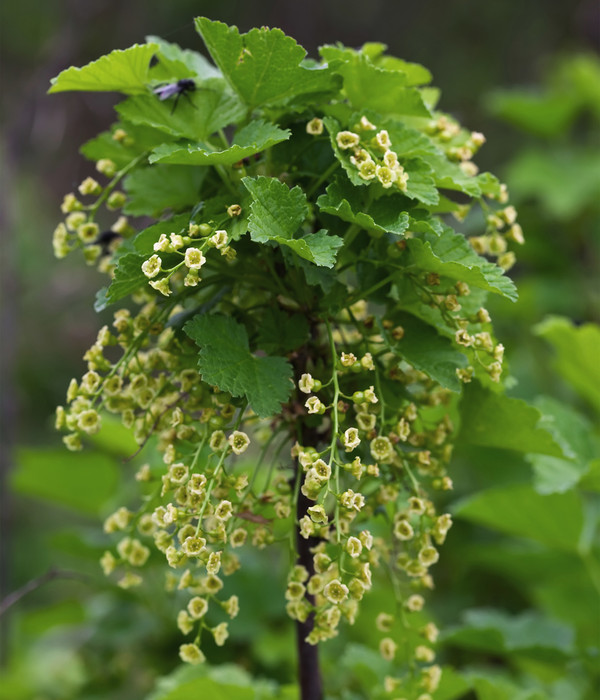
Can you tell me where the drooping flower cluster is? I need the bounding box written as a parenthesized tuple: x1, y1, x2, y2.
(57, 298, 284, 658)
(283, 314, 457, 695)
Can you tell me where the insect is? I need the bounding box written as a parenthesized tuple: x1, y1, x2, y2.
(153, 79, 197, 113)
(90, 230, 122, 256)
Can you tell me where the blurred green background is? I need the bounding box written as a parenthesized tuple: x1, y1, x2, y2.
(1, 1, 598, 698)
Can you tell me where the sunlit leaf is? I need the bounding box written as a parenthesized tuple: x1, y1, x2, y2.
(49, 44, 158, 94)
(196, 17, 335, 108)
(149, 120, 290, 165)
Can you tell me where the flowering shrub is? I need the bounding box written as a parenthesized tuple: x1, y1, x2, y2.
(49, 17, 524, 699)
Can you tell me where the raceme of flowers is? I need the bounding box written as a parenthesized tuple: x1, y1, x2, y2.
(50, 20, 521, 699)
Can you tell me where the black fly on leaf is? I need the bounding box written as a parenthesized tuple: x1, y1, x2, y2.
(153, 79, 197, 113)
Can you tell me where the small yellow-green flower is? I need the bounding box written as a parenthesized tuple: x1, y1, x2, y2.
(323, 579, 349, 604)
(187, 596, 208, 619)
(228, 430, 250, 454)
(149, 277, 171, 296)
(305, 396, 325, 414)
(346, 536, 362, 558)
(142, 255, 162, 278)
(214, 500, 233, 521)
(182, 536, 206, 557)
(370, 435, 394, 463)
(179, 643, 205, 665)
(379, 636, 397, 661)
(336, 130, 360, 150)
(343, 427, 361, 452)
(394, 519, 414, 540)
(358, 160, 377, 180)
(77, 409, 101, 434)
(306, 117, 324, 135)
(184, 247, 206, 269)
(213, 622, 229, 646)
(376, 165, 397, 188)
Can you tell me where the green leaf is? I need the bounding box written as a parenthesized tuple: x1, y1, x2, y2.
(146, 35, 221, 80)
(195, 17, 335, 108)
(106, 253, 148, 303)
(434, 666, 473, 700)
(444, 608, 575, 658)
(256, 309, 309, 354)
(579, 458, 600, 493)
(339, 643, 390, 688)
(550, 402, 599, 461)
(528, 455, 588, 495)
(243, 176, 343, 267)
(283, 231, 344, 267)
(469, 674, 549, 700)
(149, 120, 290, 165)
(243, 176, 308, 239)
(93, 287, 110, 312)
(317, 180, 410, 236)
(534, 316, 600, 413)
(145, 663, 284, 700)
(184, 314, 293, 418)
(407, 226, 518, 301)
(123, 165, 206, 216)
(361, 43, 432, 85)
(116, 86, 245, 142)
(528, 396, 597, 494)
(379, 313, 468, 391)
(320, 47, 431, 116)
(456, 541, 598, 635)
(49, 44, 157, 94)
(149, 676, 255, 700)
(292, 258, 348, 306)
(11, 448, 118, 515)
(381, 119, 440, 157)
(48, 530, 106, 561)
(458, 383, 564, 456)
(422, 152, 500, 197)
(20, 600, 86, 638)
(80, 122, 169, 167)
(402, 158, 439, 205)
(453, 483, 585, 552)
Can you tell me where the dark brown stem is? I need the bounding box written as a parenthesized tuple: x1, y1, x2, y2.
(295, 426, 323, 700)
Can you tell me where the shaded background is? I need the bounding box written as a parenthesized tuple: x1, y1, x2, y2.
(1, 1, 598, 698)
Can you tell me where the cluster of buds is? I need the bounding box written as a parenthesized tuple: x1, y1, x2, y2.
(327, 115, 410, 191)
(53, 149, 132, 266)
(470, 204, 525, 272)
(426, 115, 486, 177)
(139, 217, 238, 296)
(404, 274, 507, 384)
